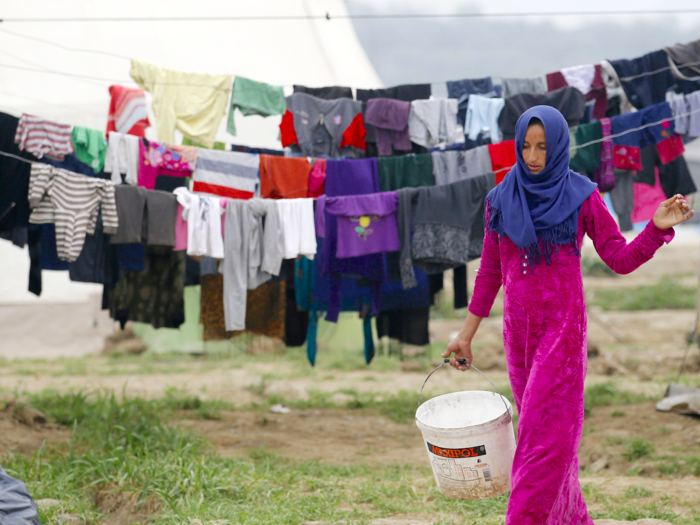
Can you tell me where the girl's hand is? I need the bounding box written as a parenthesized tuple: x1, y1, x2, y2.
(441, 337, 473, 371)
(653, 194, 694, 230)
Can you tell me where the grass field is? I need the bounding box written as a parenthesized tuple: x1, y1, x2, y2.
(1, 375, 699, 525)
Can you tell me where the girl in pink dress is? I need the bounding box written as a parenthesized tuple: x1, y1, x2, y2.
(442, 106, 692, 524)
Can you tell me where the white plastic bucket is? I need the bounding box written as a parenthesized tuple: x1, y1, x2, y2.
(415, 385, 516, 500)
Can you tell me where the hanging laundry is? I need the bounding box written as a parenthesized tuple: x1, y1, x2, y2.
(138, 139, 198, 190)
(611, 111, 644, 170)
(182, 137, 226, 150)
(0, 112, 37, 232)
(357, 84, 431, 103)
(609, 50, 676, 110)
(397, 174, 494, 289)
(356, 84, 431, 151)
(664, 38, 700, 80)
(276, 198, 317, 260)
(111, 185, 177, 247)
(377, 153, 434, 191)
(408, 98, 458, 148)
(173, 188, 225, 258)
(376, 307, 430, 346)
(43, 151, 108, 178)
(431, 146, 492, 186)
(594, 117, 616, 191)
(231, 143, 285, 156)
(547, 64, 607, 120)
(27, 164, 118, 262)
(636, 146, 697, 198)
(632, 169, 667, 224)
(569, 122, 602, 174)
(364, 98, 412, 155)
(200, 274, 286, 341)
(71, 126, 107, 173)
(282, 258, 309, 347)
(325, 191, 400, 258)
(130, 59, 231, 148)
(308, 158, 326, 198)
(222, 199, 284, 331)
(498, 87, 587, 141)
(260, 154, 311, 199)
(446, 77, 496, 127)
(109, 247, 186, 329)
(487, 140, 516, 185)
(280, 92, 366, 157)
(174, 202, 188, 251)
(104, 132, 140, 185)
(227, 76, 286, 136)
(192, 148, 259, 199)
(656, 134, 685, 165)
(501, 77, 548, 98)
(600, 60, 634, 117)
(608, 170, 634, 231)
(322, 157, 384, 323)
(105, 85, 150, 138)
(671, 94, 689, 135)
(14, 114, 73, 160)
(465, 95, 505, 143)
(69, 212, 114, 285)
(640, 102, 676, 146)
(293, 85, 353, 100)
(39, 223, 70, 271)
(116, 243, 146, 271)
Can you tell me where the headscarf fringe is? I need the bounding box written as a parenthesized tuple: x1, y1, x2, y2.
(487, 201, 580, 271)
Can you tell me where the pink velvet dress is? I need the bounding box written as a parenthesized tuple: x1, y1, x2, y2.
(469, 188, 674, 524)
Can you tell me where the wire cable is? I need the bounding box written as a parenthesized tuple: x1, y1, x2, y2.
(1, 106, 698, 172)
(0, 27, 131, 60)
(2, 9, 700, 22)
(2, 21, 700, 87)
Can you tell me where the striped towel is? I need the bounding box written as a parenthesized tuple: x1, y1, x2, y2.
(192, 148, 259, 199)
(14, 114, 74, 160)
(28, 163, 118, 262)
(106, 85, 150, 137)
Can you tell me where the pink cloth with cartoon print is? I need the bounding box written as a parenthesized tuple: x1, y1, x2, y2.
(138, 138, 198, 190)
(469, 188, 673, 524)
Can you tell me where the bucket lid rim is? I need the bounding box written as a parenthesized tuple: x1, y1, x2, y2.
(415, 390, 513, 432)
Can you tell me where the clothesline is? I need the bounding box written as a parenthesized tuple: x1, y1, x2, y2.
(4, 8, 700, 22)
(3, 25, 700, 91)
(617, 59, 700, 82)
(3, 99, 698, 176)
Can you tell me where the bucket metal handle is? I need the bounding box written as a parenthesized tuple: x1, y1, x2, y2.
(418, 358, 512, 419)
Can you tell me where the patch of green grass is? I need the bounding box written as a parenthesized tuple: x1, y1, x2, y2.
(582, 257, 618, 277)
(611, 410, 626, 417)
(606, 436, 625, 446)
(4, 390, 514, 525)
(587, 278, 697, 311)
(625, 486, 653, 498)
(590, 502, 678, 522)
(622, 438, 656, 461)
(584, 382, 653, 413)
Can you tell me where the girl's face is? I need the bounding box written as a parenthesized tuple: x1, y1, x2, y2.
(522, 124, 546, 174)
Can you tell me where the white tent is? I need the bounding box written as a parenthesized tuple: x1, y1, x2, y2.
(0, 0, 382, 305)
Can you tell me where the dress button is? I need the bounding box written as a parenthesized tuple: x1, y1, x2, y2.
(522, 263, 527, 267)
(522, 270, 527, 274)
(524, 255, 528, 259)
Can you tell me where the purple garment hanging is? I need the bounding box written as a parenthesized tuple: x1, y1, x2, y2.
(365, 99, 412, 156)
(322, 158, 385, 322)
(326, 191, 400, 258)
(595, 117, 615, 192)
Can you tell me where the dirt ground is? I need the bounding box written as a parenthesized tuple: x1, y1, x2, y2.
(1, 230, 700, 524)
